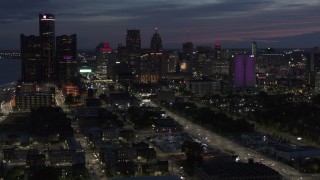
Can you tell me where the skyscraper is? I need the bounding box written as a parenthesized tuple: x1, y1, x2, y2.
(309, 47, 320, 72)
(234, 55, 255, 88)
(126, 29, 141, 53)
(56, 34, 77, 86)
(139, 53, 163, 83)
(117, 44, 127, 62)
(168, 52, 179, 73)
(214, 42, 221, 61)
(183, 42, 193, 55)
(251, 41, 257, 57)
(180, 42, 194, 73)
(39, 13, 56, 81)
(308, 47, 320, 90)
(196, 46, 212, 76)
(20, 34, 42, 82)
(150, 28, 162, 52)
(96, 42, 115, 79)
(126, 29, 141, 76)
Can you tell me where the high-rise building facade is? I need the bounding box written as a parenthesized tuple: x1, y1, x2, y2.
(126, 29, 141, 76)
(39, 13, 56, 81)
(96, 42, 117, 79)
(139, 53, 163, 83)
(251, 41, 257, 57)
(150, 28, 162, 52)
(309, 47, 320, 72)
(234, 55, 256, 88)
(214, 42, 222, 61)
(56, 34, 77, 86)
(314, 72, 320, 91)
(180, 42, 194, 73)
(117, 44, 127, 62)
(167, 52, 179, 73)
(183, 42, 193, 55)
(13, 83, 56, 111)
(20, 34, 42, 82)
(126, 29, 141, 54)
(195, 46, 212, 77)
(308, 47, 320, 90)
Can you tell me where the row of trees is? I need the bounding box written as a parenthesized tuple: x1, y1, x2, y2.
(27, 107, 73, 138)
(169, 102, 254, 134)
(127, 107, 162, 129)
(250, 96, 320, 143)
(181, 140, 203, 175)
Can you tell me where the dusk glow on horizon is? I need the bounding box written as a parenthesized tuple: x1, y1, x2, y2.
(0, 0, 320, 49)
(2, 3, 320, 180)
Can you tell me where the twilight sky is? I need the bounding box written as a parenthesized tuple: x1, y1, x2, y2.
(0, 0, 320, 50)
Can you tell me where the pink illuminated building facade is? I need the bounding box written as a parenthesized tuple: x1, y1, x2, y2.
(234, 55, 255, 89)
(56, 34, 77, 86)
(96, 42, 117, 79)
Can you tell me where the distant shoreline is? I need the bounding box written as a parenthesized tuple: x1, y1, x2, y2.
(0, 58, 20, 85)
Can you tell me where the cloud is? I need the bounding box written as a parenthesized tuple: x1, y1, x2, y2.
(0, 0, 320, 49)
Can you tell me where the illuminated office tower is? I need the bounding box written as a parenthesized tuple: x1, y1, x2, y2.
(126, 29, 141, 75)
(96, 42, 117, 79)
(56, 34, 77, 86)
(234, 55, 255, 88)
(168, 52, 179, 73)
(139, 52, 163, 83)
(196, 46, 212, 76)
(20, 34, 42, 82)
(314, 72, 320, 91)
(126, 29, 141, 53)
(14, 83, 55, 111)
(39, 13, 56, 81)
(183, 42, 193, 55)
(214, 42, 221, 61)
(213, 43, 229, 79)
(309, 47, 320, 72)
(117, 44, 127, 62)
(150, 28, 163, 52)
(308, 47, 320, 89)
(180, 42, 194, 73)
(148, 28, 166, 79)
(251, 41, 257, 57)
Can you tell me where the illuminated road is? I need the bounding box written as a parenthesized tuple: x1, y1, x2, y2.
(75, 133, 108, 180)
(0, 84, 15, 123)
(149, 101, 317, 180)
(55, 87, 108, 180)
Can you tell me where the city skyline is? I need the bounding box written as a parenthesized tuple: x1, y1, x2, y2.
(0, 0, 320, 49)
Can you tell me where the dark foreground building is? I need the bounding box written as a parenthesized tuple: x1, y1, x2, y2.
(194, 156, 282, 180)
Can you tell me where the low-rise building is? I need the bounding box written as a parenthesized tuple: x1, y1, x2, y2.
(156, 90, 175, 104)
(186, 79, 221, 97)
(194, 156, 282, 180)
(84, 98, 102, 107)
(109, 92, 133, 110)
(49, 149, 85, 166)
(13, 83, 56, 111)
(119, 129, 135, 142)
(269, 145, 320, 163)
(26, 153, 46, 167)
(73, 107, 106, 118)
(152, 118, 183, 133)
(62, 85, 79, 96)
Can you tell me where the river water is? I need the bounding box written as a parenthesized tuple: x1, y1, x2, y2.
(0, 58, 20, 85)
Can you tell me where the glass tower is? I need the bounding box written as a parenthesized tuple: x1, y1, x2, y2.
(56, 34, 77, 86)
(39, 13, 56, 81)
(126, 29, 141, 53)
